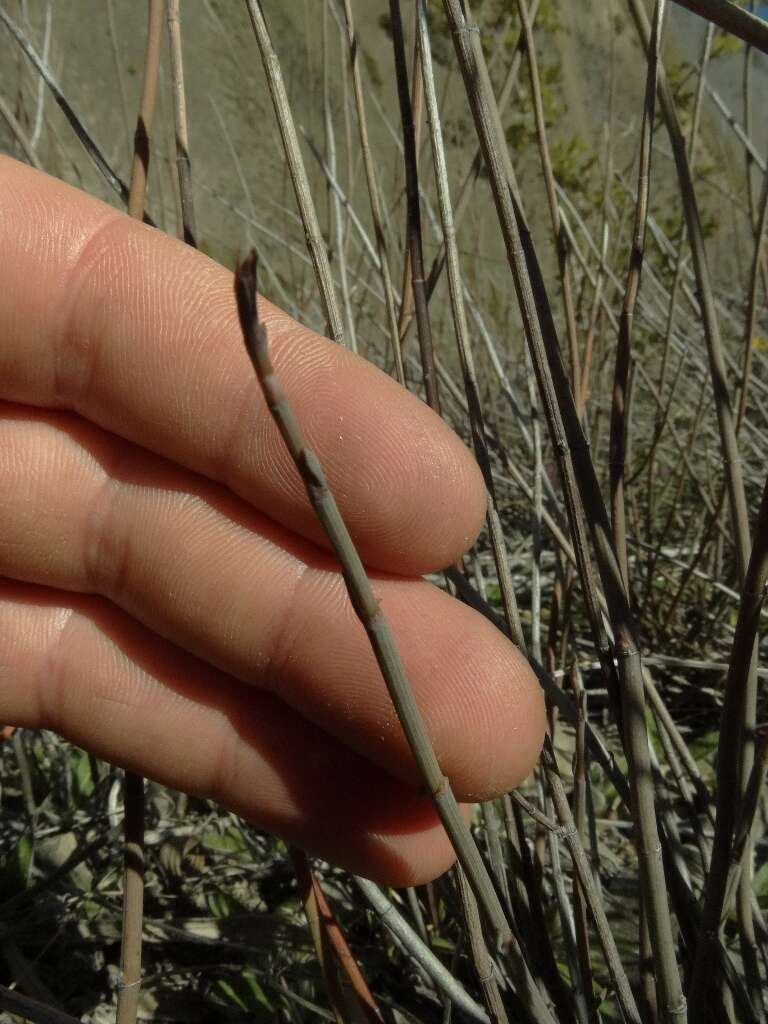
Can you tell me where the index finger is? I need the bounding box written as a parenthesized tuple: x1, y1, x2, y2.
(0, 156, 485, 575)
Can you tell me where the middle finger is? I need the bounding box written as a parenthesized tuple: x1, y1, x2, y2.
(0, 403, 543, 800)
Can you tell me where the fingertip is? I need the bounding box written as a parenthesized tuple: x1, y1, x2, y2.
(413, 597, 546, 802)
(455, 628, 546, 801)
(259, 313, 488, 575)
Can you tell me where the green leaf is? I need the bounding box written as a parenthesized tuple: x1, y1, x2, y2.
(0, 833, 34, 896)
(15, 832, 33, 882)
(71, 749, 94, 801)
(202, 826, 247, 854)
(214, 971, 274, 1016)
(206, 889, 234, 918)
(754, 862, 768, 900)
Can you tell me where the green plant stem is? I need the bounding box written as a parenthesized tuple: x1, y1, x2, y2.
(416, 0, 526, 650)
(233, 253, 556, 1024)
(244, 0, 346, 346)
(354, 877, 489, 1023)
(455, 868, 510, 1024)
(389, 0, 440, 411)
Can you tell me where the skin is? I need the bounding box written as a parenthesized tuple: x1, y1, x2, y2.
(0, 156, 545, 886)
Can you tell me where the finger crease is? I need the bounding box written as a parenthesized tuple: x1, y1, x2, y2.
(82, 458, 131, 599)
(38, 604, 77, 735)
(206, 374, 262, 493)
(53, 214, 125, 409)
(262, 562, 313, 692)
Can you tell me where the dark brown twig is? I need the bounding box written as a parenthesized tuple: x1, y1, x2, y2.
(670, 0, 768, 53)
(0, 985, 81, 1024)
(389, 0, 440, 412)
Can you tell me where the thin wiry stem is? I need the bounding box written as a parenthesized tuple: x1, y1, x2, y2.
(29, 0, 51, 150)
(721, 732, 768, 931)
(627, 0, 752, 579)
(292, 847, 347, 1024)
(416, 0, 525, 650)
(415, 22, 537, 989)
(569, 668, 599, 1024)
(513, 0, 549, 670)
(641, 39, 710, 611)
(291, 849, 382, 1024)
(436, 6, 615, 707)
(389, 0, 440, 411)
(440, 4, 686, 1018)
(0, 90, 42, 169)
(504, 793, 573, 1014)
(165, 0, 197, 247)
(354, 877, 489, 1024)
(628, 1, 760, 1008)
(322, 6, 357, 353)
(243, 0, 346, 347)
(610, 0, 666, 588)
(736, 161, 768, 433)
(516, 0, 581, 410)
(127, 0, 163, 222)
(541, 736, 642, 1024)
(423, 0, 541, 308)
(106, 0, 132, 151)
(538, 770, 587, 1024)
(234, 253, 555, 1024)
(0, 5, 150, 219)
(455, 868, 510, 1024)
(336, 0, 404, 381)
(741, 6, 768, 305)
(394, 15, 422, 347)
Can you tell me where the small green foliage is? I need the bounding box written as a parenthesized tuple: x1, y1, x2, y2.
(754, 862, 768, 903)
(0, 833, 33, 896)
(710, 29, 742, 61)
(71, 747, 95, 802)
(551, 133, 597, 197)
(203, 826, 249, 855)
(213, 972, 274, 1016)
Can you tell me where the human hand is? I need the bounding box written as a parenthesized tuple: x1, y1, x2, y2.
(0, 157, 544, 885)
